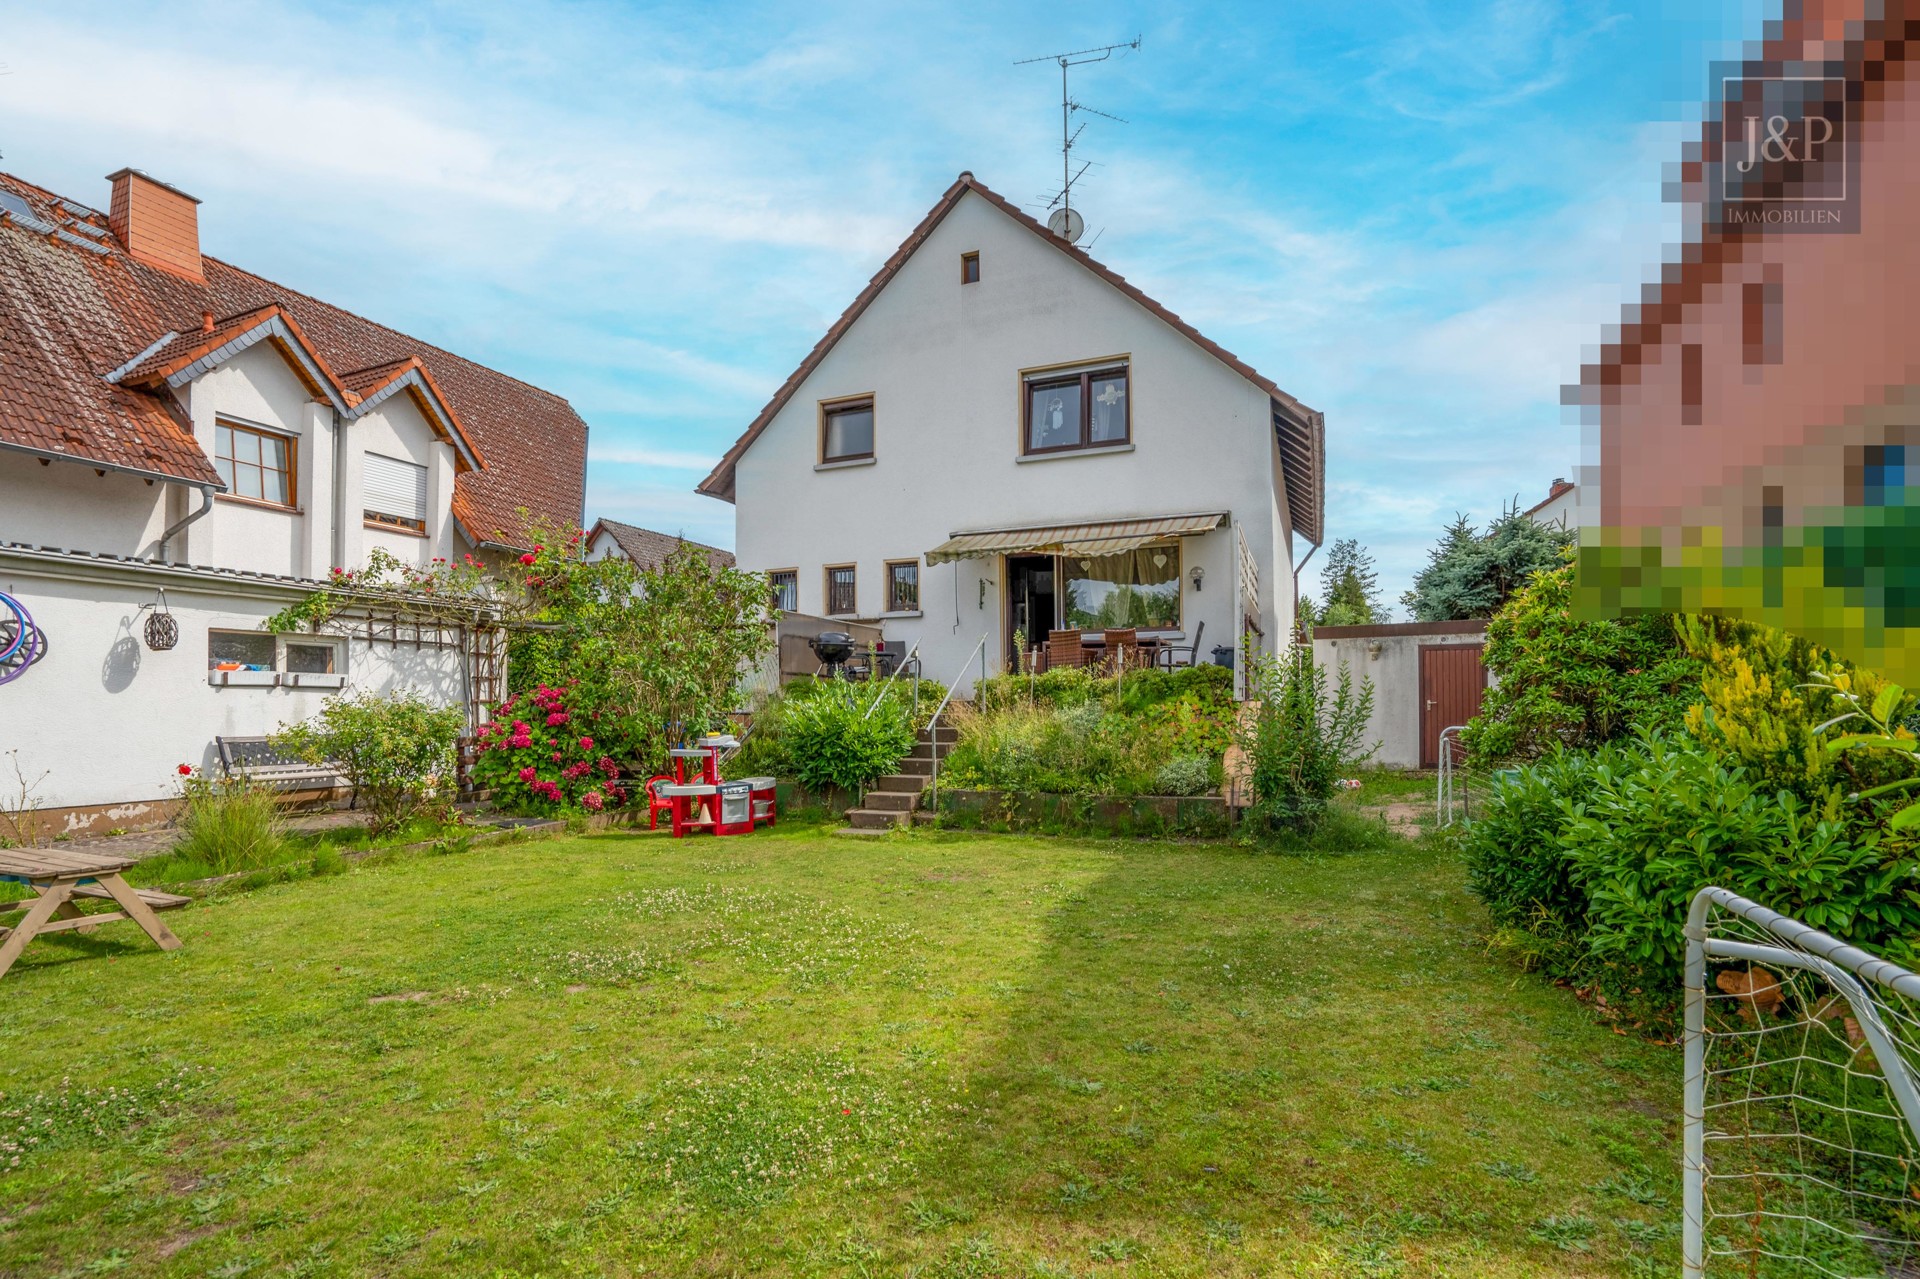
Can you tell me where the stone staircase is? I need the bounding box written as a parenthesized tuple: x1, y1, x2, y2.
(846, 716, 958, 830)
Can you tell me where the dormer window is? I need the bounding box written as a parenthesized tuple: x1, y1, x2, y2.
(215, 419, 295, 508)
(1023, 362, 1129, 455)
(364, 452, 429, 534)
(820, 397, 875, 464)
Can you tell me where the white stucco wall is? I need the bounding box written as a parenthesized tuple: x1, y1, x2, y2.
(730, 189, 1296, 694)
(1312, 626, 1489, 770)
(0, 454, 170, 555)
(0, 553, 467, 818)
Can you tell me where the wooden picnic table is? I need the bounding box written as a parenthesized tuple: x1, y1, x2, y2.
(0, 847, 187, 980)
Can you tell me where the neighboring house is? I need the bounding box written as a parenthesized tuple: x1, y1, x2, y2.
(585, 519, 734, 573)
(1524, 478, 1576, 532)
(0, 167, 588, 833)
(1570, 4, 1920, 677)
(699, 172, 1324, 695)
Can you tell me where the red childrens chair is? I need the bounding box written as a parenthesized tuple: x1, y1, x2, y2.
(644, 774, 676, 830)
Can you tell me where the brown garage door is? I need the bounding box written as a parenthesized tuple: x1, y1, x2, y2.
(1419, 644, 1486, 769)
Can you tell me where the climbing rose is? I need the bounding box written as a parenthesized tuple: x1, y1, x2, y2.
(519, 553, 536, 565)
(176, 763, 193, 776)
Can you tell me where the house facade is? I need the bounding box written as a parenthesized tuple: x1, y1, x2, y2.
(585, 519, 734, 573)
(0, 168, 589, 833)
(1571, 4, 1920, 680)
(699, 173, 1323, 694)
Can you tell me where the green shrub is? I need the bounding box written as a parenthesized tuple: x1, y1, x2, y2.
(974, 662, 1229, 714)
(1463, 554, 1703, 763)
(1464, 731, 1920, 1007)
(1151, 754, 1213, 797)
(1237, 645, 1374, 834)
(273, 691, 464, 836)
(173, 772, 285, 875)
(782, 677, 917, 795)
(733, 675, 948, 783)
(942, 697, 1219, 797)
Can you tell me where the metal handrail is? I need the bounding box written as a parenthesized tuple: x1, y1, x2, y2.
(927, 633, 989, 814)
(862, 639, 921, 720)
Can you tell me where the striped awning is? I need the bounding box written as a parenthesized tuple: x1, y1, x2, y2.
(925, 512, 1228, 565)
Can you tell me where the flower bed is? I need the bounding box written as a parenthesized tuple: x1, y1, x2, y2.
(931, 788, 1230, 839)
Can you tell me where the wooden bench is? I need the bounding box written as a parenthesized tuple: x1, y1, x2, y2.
(215, 736, 344, 790)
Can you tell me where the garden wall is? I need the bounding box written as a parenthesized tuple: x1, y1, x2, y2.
(932, 788, 1229, 838)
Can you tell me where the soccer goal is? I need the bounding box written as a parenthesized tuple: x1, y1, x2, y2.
(1685, 886, 1920, 1276)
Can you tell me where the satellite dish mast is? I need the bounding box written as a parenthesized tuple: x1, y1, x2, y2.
(1016, 36, 1140, 243)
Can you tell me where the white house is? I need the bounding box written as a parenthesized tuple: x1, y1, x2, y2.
(698, 173, 1323, 694)
(585, 519, 734, 573)
(0, 167, 589, 834)
(1524, 477, 1577, 532)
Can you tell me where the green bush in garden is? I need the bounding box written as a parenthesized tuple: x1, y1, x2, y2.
(1236, 644, 1374, 834)
(273, 691, 464, 836)
(172, 769, 286, 874)
(1464, 731, 1920, 1010)
(781, 677, 918, 796)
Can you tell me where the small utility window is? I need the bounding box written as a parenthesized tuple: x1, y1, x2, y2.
(769, 570, 798, 613)
(208, 630, 277, 672)
(825, 565, 858, 617)
(961, 251, 980, 284)
(285, 641, 338, 674)
(886, 560, 919, 613)
(821, 398, 875, 463)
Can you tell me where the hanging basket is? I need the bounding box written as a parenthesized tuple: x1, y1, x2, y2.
(143, 590, 178, 651)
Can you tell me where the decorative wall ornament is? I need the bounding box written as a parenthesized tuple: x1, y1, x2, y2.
(141, 589, 178, 651)
(0, 590, 47, 687)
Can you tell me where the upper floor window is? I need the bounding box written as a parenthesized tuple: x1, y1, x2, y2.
(216, 420, 295, 508)
(821, 397, 875, 464)
(1024, 363, 1129, 455)
(961, 251, 980, 284)
(364, 452, 428, 533)
(769, 569, 798, 613)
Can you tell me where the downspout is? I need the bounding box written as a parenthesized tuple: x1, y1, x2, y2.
(332, 407, 348, 569)
(157, 484, 216, 563)
(1289, 539, 1320, 644)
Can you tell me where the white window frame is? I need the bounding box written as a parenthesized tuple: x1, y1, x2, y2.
(206, 629, 347, 689)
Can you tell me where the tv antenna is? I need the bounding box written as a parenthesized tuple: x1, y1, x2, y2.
(1016, 36, 1139, 244)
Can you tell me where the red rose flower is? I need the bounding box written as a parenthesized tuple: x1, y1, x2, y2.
(520, 553, 536, 565)
(177, 763, 193, 776)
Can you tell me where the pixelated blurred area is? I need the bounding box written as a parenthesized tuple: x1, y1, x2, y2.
(1568, 2, 1920, 682)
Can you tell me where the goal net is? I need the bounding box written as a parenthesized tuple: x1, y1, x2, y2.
(1686, 886, 1920, 1276)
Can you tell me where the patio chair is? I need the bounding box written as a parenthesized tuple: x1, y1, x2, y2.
(1103, 628, 1139, 672)
(644, 774, 676, 830)
(1047, 629, 1086, 670)
(1153, 620, 1206, 670)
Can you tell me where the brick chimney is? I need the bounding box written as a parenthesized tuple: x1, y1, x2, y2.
(106, 169, 203, 282)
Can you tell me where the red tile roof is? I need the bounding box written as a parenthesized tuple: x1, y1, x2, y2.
(695, 172, 1325, 544)
(0, 170, 584, 545)
(588, 518, 734, 572)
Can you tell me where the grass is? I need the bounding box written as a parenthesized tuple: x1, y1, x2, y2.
(121, 813, 471, 890)
(0, 820, 1678, 1276)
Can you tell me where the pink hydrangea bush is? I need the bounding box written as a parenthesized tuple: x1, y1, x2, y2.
(470, 681, 628, 814)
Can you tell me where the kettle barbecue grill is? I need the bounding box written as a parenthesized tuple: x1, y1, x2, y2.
(809, 631, 856, 675)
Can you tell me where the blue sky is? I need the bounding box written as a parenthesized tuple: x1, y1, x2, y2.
(0, 0, 1768, 606)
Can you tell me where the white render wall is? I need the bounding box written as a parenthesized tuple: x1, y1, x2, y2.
(1311, 627, 1489, 770)
(731, 189, 1297, 694)
(0, 555, 466, 819)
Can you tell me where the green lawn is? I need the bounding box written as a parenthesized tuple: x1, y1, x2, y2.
(0, 823, 1678, 1277)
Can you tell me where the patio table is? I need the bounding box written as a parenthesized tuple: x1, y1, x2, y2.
(0, 847, 186, 980)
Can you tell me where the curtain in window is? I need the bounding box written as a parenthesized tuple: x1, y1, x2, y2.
(1062, 545, 1180, 629)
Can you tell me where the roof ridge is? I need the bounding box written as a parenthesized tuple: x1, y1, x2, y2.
(200, 253, 582, 409)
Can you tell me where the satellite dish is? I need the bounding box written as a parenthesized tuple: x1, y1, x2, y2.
(1047, 206, 1085, 243)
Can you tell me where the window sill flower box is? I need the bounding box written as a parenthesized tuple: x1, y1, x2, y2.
(209, 669, 280, 687)
(285, 672, 346, 689)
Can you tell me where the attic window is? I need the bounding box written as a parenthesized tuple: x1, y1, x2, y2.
(364, 452, 428, 533)
(820, 397, 875, 464)
(215, 420, 295, 508)
(961, 251, 980, 284)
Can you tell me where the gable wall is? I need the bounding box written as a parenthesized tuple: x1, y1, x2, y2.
(732, 190, 1291, 687)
